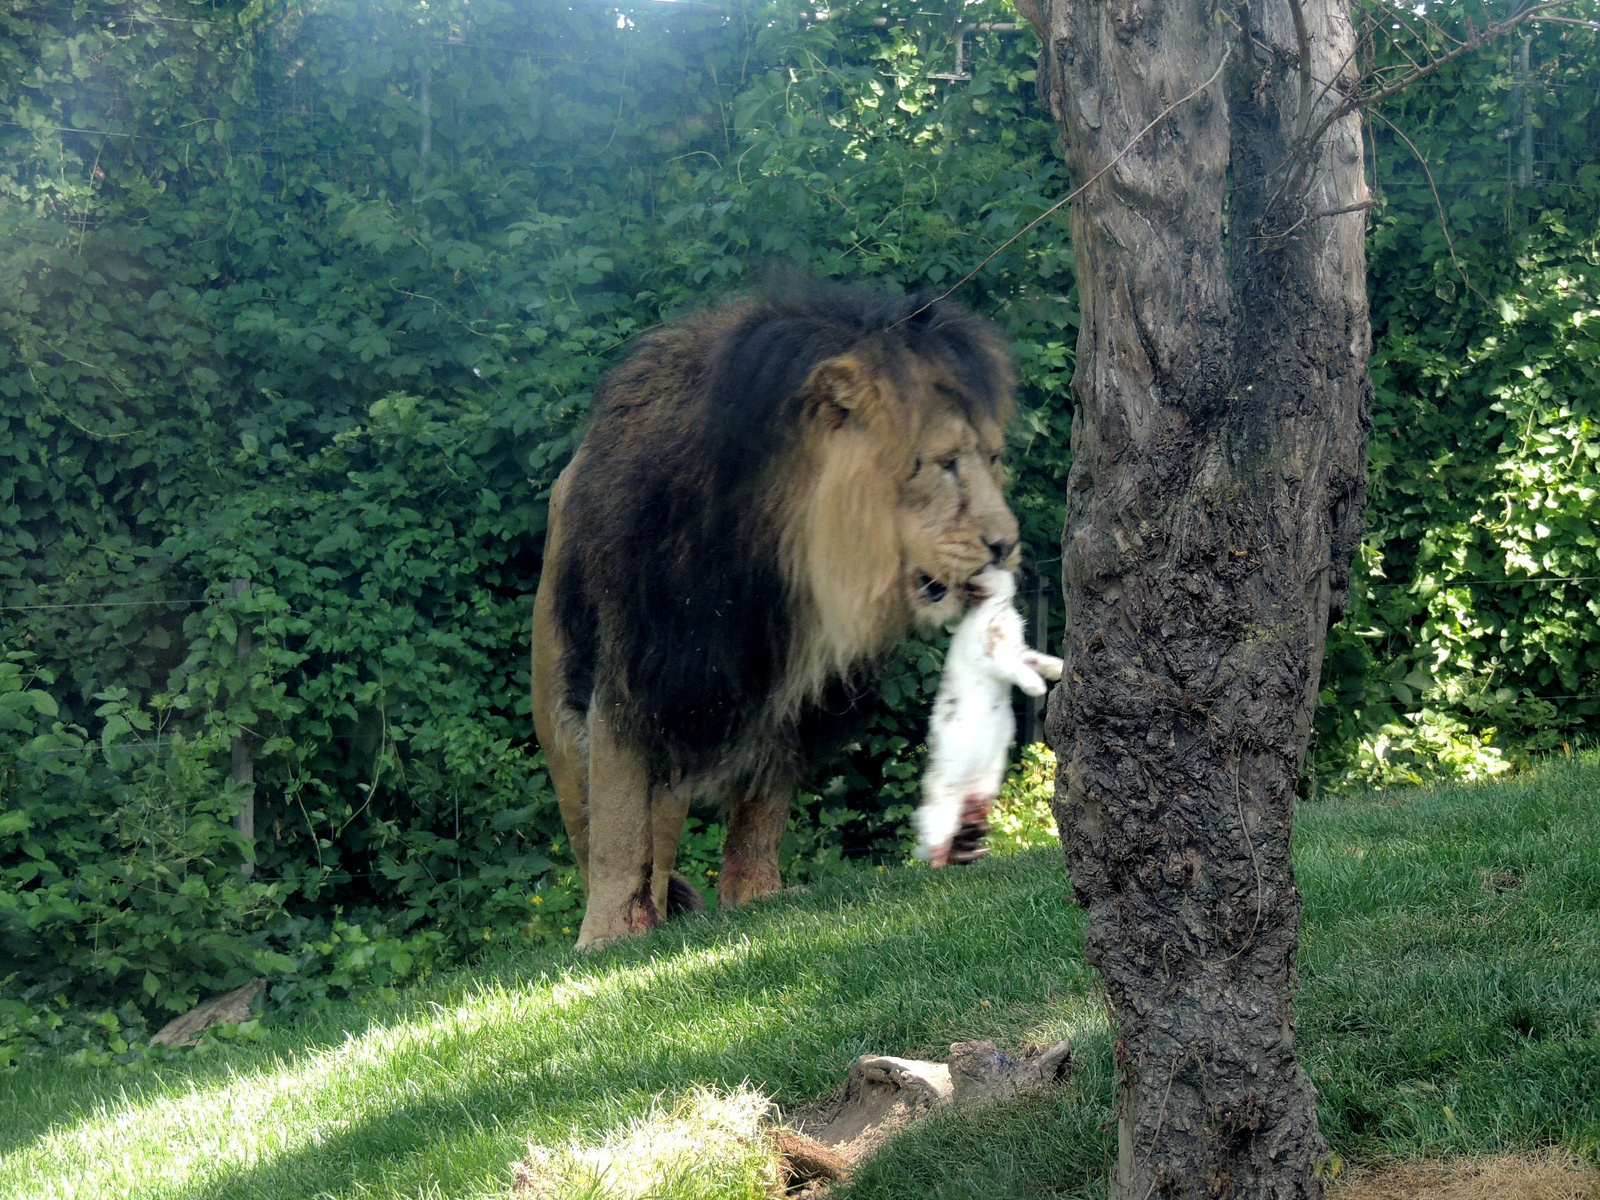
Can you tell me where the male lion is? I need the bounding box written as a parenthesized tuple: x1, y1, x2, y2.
(530, 278, 1019, 948)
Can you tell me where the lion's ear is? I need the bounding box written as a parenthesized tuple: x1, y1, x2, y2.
(804, 354, 880, 431)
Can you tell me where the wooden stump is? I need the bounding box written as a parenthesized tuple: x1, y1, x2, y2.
(150, 978, 265, 1047)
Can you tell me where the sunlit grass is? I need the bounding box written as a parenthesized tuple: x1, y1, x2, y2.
(0, 754, 1595, 1200)
(512, 1086, 778, 1200)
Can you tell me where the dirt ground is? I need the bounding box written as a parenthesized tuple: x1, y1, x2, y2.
(1329, 1150, 1600, 1200)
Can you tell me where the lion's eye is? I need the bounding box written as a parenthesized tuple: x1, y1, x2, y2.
(941, 457, 960, 475)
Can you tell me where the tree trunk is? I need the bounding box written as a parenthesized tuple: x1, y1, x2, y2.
(1011, 0, 1372, 1192)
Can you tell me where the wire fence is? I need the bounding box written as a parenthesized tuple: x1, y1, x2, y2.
(5, 6, 1596, 775)
(8, 575, 1594, 615)
(5, 571, 1596, 768)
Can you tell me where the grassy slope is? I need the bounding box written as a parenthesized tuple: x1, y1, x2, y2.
(1, 757, 1596, 1200)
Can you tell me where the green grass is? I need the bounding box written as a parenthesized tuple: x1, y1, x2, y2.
(1, 756, 1597, 1200)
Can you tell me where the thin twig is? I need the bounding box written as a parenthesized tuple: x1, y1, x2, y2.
(1365, 105, 1489, 305)
(1247, 198, 1376, 240)
(1356, 0, 1567, 111)
(1299, 0, 1573, 159)
(890, 47, 1232, 326)
(1286, 0, 1315, 137)
(1372, 21, 1425, 74)
(1217, 757, 1264, 965)
(1407, 2, 1471, 48)
(1269, 0, 1574, 217)
(1253, 43, 1492, 301)
(1251, 26, 1366, 219)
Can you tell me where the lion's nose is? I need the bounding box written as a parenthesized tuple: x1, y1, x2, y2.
(986, 537, 1017, 563)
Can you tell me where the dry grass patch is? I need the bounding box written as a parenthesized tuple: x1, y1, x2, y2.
(1332, 1150, 1600, 1200)
(511, 1086, 779, 1200)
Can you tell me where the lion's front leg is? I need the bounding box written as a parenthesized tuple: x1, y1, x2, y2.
(577, 701, 660, 950)
(719, 777, 791, 907)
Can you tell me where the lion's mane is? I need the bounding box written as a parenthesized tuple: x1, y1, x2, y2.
(551, 278, 1012, 785)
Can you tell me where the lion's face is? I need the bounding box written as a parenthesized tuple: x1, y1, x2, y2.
(897, 405, 1019, 627)
(785, 330, 1020, 695)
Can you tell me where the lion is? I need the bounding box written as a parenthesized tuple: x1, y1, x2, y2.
(530, 277, 1019, 948)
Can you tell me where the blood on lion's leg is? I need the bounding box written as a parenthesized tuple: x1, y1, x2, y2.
(719, 778, 790, 907)
(576, 699, 659, 949)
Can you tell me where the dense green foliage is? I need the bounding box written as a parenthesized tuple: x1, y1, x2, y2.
(0, 0, 1072, 1053)
(0, 0, 1596, 1053)
(1316, 2, 1600, 785)
(0, 756, 1595, 1197)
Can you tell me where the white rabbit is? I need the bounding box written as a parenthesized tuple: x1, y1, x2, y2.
(914, 565, 1062, 867)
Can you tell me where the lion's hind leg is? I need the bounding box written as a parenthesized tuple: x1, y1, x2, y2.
(540, 711, 592, 883)
(531, 504, 593, 882)
(649, 785, 701, 919)
(719, 775, 791, 907)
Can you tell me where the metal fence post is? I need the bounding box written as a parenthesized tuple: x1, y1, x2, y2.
(228, 578, 256, 876)
(1023, 570, 1049, 746)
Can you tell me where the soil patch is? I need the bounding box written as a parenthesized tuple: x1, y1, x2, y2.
(1330, 1150, 1600, 1200)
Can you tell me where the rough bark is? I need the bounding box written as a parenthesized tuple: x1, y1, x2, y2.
(1012, 0, 1372, 1193)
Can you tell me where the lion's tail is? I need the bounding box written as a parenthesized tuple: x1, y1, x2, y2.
(666, 872, 706, 918)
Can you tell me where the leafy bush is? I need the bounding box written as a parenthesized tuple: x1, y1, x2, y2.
(0, 0, 1076, 1030)
(0, 655, 280, 1010)
(990, 744, 1061, 855)
(1314, 13, 1600, 788)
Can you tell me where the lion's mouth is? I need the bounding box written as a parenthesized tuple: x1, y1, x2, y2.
(915, 573, 948, 605)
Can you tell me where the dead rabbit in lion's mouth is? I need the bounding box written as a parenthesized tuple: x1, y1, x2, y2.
(915, 565, 1061, 868)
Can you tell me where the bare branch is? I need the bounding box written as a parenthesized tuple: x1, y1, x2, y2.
(1529, 14, 1600, 27)
(1248, 198, 1377, 241)
(1287, 0, 1574, 211)
(1372, 20, 1426, 74)
(1362, 0, 1469, 53)
(1350, 0, 1569, 114)
(1287, 0, 1315, 135)
(893, 47, 1232, 323)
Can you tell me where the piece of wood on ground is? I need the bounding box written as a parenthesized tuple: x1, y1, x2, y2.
(774, 1038, 1073, 1195)
(150, 977, 265, 1047)
(948, 1038, 1073, 1104)
(773, 1129, 853, 1191)
(795, 1053, 953, 1158)
(504, 1042, 1074, 1199)
(1331, 1149, 1600, 1200)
